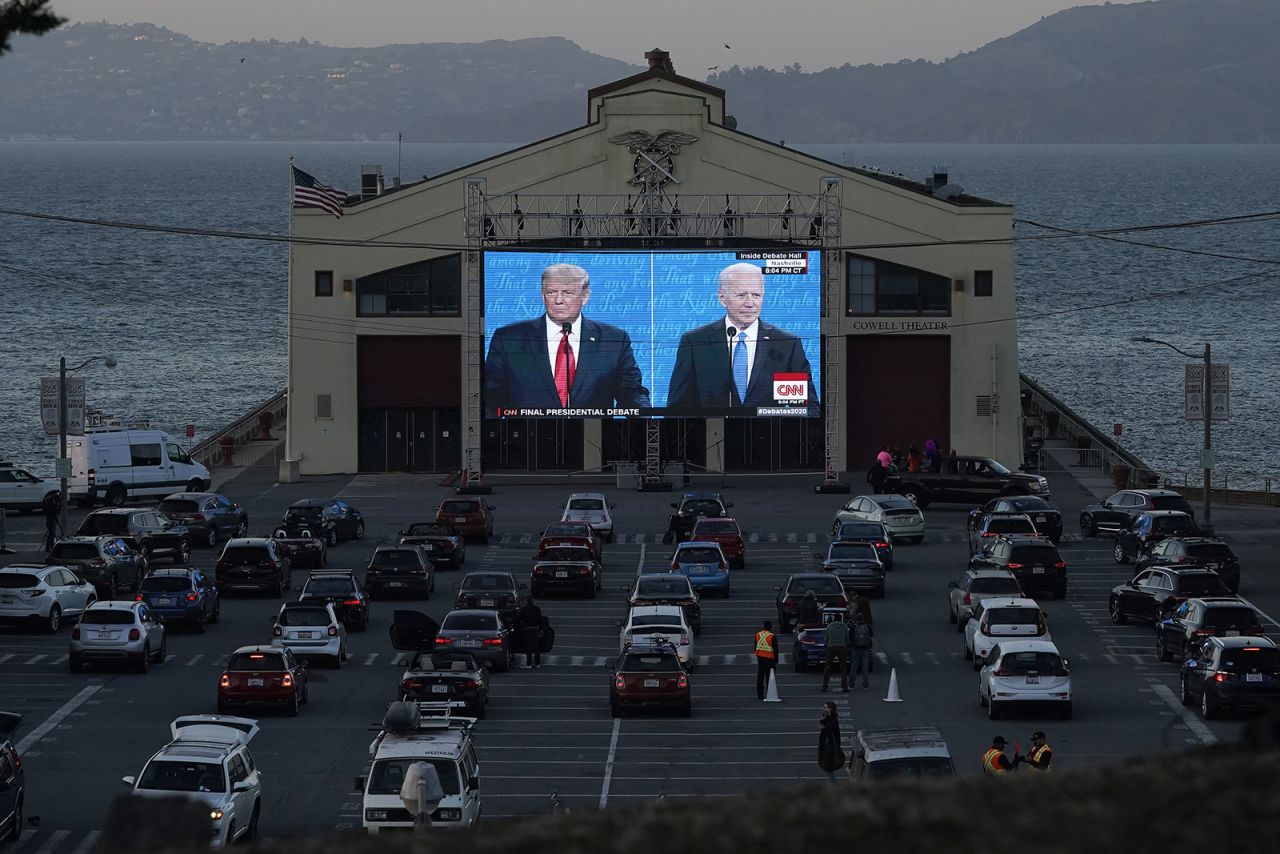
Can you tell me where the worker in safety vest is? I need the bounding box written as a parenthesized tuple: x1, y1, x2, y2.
(1025, 731, 1053, 772)
(755, 620, 779, 700)
(982, 735, 1021, 774)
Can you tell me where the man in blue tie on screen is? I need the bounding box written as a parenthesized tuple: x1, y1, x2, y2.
(484, 263, 651, 412)
(666, 262, 816, 410)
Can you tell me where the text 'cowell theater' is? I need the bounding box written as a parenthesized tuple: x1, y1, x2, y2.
(283, 50, 1021, 485)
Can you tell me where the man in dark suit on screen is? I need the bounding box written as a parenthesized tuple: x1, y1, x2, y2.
(666, 262, 817, 409)
(485, 263, 651, 411)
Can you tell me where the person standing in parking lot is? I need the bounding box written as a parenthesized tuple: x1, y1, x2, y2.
(518, 598, 544, 668)
(982, 736, 1021, 774)
(755, 620, 778, 700)
(795, 590, 822, 629)
(41, 490, 61, 552)
(846, 589, 873, 628)
(822, 614, 850, 693)
(850, 612, 874, 690)
(817, 702, 845, 782)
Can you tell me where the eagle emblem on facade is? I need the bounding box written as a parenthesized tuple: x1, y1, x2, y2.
(609, 129, 699, 189)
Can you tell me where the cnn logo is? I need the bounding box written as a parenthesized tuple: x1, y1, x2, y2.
(773, 373, 808, 404)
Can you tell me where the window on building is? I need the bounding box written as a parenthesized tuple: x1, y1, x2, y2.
(357, 255, 461, 316)
(314, 270, 334, 297)
(845, 255, 951, 316)
(974, 270, 993, 298)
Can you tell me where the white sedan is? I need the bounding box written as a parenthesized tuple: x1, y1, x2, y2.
(619, 605, 694, 667)
(963, 597, 1052, 670)
(833, 494, 925, 543)
(979, 639, 1072, 720)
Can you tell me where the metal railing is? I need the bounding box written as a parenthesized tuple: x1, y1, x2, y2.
(190, 391, 287, 469)
(1021, 373, 1157, 482)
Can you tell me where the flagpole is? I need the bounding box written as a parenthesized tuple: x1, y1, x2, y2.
(284, 154, 295, 476)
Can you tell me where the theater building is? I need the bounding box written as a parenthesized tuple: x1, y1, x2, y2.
(283, 49, 1020, 480)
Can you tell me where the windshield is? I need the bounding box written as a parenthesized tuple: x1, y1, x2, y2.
(788, 577, 844, 595)
(979, 459, 1012, 475)
(1010, 546, 1061, 563)
(279, 607, 331, 627)
(441, 500, 479, 514)
(1174, 575, 1229, 596)
(865, 757, 955, 780)
(830, 544, 877, 561)
(138, 760, 226, 793)
(676, 548, 722, 563)
(303, 579, 356, 596)
(406, 523, 451, 536)
(158, 499, 199, 514)
(1186, 543, 1232, 561)
(693, 520, 738, 535)
(1153, 516, 1196, 533)
(220, 546, 270, 564)
(80, 515, 128, 535)
(680, 500, 722, 515)
(286, 506, 323, 519)
(568, 498, 604, 511)
(636, 578, 692, 597)
(0, 573, 39, 589)
(876, 497, 917, 511)
(1151, 495, 1194, 514)
(367, 758, 461, 796)
(983, 608, 1044, 631)
(543, 523, 588, 538)
(50, 543, 100, 560)
(1220, 648, 1279, 672)
(442, 613, 498, 631)
(538, 547, 594, 562)
(371, 550, 421, 567)
(838, 522, 883, 537)
(141, 576, 191, 592)
(970, 577, 1023, 595)
(990, 517, 1036, 534)
(1007, 497, 1051, 512)
(461, 574, 514, 591)
(620, 653, 681, 671)
(1203, 607, 1258, 629)
(227, 652, 285, 671)
(79, 610, 135, 625)
(997, 651, 1063, 673)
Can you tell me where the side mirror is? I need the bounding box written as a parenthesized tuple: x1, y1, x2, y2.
(670, 503, 678, 509)
(354, 776, 365, 792)
(232, 781, 252, 793)
(773, 585, 783, 592)
(609, 503, 617, 509)
(121, 776, 136, 787)
(613, 619, 623, 627)
(605, 658, 616, 669)
(813, 553, 823, 560)
(487, 505, 496, 511)
(519, 583, 528, 590)
(468, 776, 480, 790)
(397, 530, 405, 536)
(453, 582, 461, 589)
(726, 502, 734, 508)
(948, 581, 958, 589)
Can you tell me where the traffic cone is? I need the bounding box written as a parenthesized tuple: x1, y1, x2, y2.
(764, 669, 782, 703)
(882, 667, 903, 702)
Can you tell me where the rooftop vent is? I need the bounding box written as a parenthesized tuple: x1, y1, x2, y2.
(645, 48, 674, 73)
(360, 164, 384, 200)
(926, 166, 964, 201)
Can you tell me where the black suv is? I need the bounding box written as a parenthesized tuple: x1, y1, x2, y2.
(967, 513, 1039, 553)
(280, 499, 365, 546)
(969, 534, 1067, 599)
(76, 507, 192, 564)
(157, 492, 249, 549)
(1109, 567, 1232, 625)
(968, 496, 1063, 544)
(664, 492, 731, 545)
(46, 536, 146, 599)
(1156, 597, 1264, 662)
(1113, 511, 1198, 563)
(0, 712, 23, 844)
(1180, 636, 1280, 719)
(298, 570, 370, 631)
(1137, 537, 1240, 593)
(215, 537, 291, 595)
(1079, 489, 1194, 537)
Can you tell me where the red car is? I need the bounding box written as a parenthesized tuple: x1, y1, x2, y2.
(537, 521, 604, 562)
(690, 517, 746, 569)
(218, 645, 308, 716)
(610, 642, 691, 717)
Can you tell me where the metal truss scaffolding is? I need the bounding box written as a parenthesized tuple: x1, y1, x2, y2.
(819, 177, 844, 489)
(462, 178, 486, 490)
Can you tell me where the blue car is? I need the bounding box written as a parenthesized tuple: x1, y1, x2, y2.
(670, 541, 731, 597)
(793, 608, 866, 673)
(136, 567, 220, 631)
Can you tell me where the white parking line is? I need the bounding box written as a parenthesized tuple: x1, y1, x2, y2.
(31, 830, 70, 854)
(635, 543, 645, 576)
(0, 654, 15, 665)
(1149, 683, 1217, 744)
(598, 718, 621, 808)
(67, 831, 101, 854)
(17, 685, 102, 753)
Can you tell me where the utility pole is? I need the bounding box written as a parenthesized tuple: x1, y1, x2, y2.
(59, 355, 68, 539)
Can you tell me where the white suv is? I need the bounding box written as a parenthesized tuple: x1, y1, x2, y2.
(562, 493, 615, 542)
(979, 639, 1073, 720)
(962, 597, 1052, 669)
(122, 716, 262, 848)
(0, 565, 96, 633)
(0, 463, 58, 512)
(619, 605, 694, 667)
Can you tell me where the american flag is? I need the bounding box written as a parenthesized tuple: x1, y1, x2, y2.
(291, 166, 346, 218)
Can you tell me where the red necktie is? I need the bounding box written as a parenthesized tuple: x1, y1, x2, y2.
(555, 329, 576, 406)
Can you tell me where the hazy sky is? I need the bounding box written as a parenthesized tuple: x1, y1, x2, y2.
(54, 0, 1122, 73)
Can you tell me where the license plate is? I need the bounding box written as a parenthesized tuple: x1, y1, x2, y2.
(643, 679, 660, 688)
(432, 684, 449, 693)
(156, 598, 175, 607)
(454, 516, 467, 523)
(386, 581, 402, 588)
(479, 599, 495, 607)
(248, 678, 264, 687)
(1035, 515, 1047, 523)
(1226, 630, 1241, 637)
(555, 570, 568, 578)
(459, 639, 480, 647)
(97, 631, 112, 639)
(1032, 567, 1045, 574)
(554, 542, 575, 548)
(1205, 563, 1219, 570)
(421, 544, 433, 551)
(298, 631, 313, 639)
(1246, 672, 1263, 682)
(1026, 675, 1040, 685)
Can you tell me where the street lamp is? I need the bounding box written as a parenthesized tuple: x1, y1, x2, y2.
(1131, 336, 1212, 534)
(58, 355, 117, 539)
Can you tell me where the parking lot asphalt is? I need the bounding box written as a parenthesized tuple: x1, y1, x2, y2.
(3, 467, 1279, 850)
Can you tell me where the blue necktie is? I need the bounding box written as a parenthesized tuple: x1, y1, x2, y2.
(733, 332, 749, 402)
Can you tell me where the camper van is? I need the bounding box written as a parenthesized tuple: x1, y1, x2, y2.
(68, 429, 210, 507)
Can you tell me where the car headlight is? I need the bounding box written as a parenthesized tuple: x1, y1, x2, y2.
(210, 809, 225, 821)
(365, 809, 389, 821)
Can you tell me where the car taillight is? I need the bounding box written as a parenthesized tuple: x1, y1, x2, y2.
(259, 560, 278, 568)
(677, 673, 688, 689)
(874, 541, 889, 548)
(614, 675, 625, 690)
(28, 589, 45, 598)
(408, 567, 426, 575)
(835, 595, 848, 607)
(186, 593, 199, 602)
(272, 626, 282, 637)
(135, 594, 144, 601)
(1054, 668, 1070, 677)
(461, 679, 479, 690)
(220, 674, 230, 687)
(282, 673, 294, 687)
(91, 558, 106, 567)
(533, 567, 546, 576)
(128, 628, 140, 641)
(783, 596, 797, 607)
(671, 562, 679, 571)
(1215, 672, 1233, 683)
(1195, 629, 1216, 636)
(962, 593, 971, 605)
(435, 637, 453, 645)
(326, 625, 338, 637)
(1054, 562, 1067, 569)
(717, 563, 728, 573)
(982, 532, 997, 537)
(189, 513, 205, 522)
(1007, 563, 1023, 569)
(71, 626, 80, 640)
(342, 598, 361, 606)
(680, 633, 690, 645)
(483, 637, 503, 646)
(399, 679, 414, 693)
(87, 468, 96, 486)
(993, 668, 1010, 677)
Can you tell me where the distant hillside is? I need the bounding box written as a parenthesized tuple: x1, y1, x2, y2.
(2, 0, 1279, 142)
(0, 22, 634, 141)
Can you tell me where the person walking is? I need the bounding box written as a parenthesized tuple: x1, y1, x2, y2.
(821, 614, 850, 693)
(867, 446, 891, 494)
(517, 598, 544, 668)
(795, 590, 822, 630)
(1025, 731, 1053, 772)
(41, 490, 62, 553)
(754, 620, 778, 700)
(850, 612, 874, 690)
(817, 702, 845, 782)
(982, 735, 1022, 774)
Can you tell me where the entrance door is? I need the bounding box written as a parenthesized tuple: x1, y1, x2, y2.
(385, 410, 410, 471)
(358, 409, 387, 472)
(845, 336, 950, 471)
(436, 410, 461, 472)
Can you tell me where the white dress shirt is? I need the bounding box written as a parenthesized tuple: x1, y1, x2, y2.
(546, 314, 582, 377)
(724, 317, 759, 388)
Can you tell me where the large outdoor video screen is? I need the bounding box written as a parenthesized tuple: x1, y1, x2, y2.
(483, 249, 821, 418)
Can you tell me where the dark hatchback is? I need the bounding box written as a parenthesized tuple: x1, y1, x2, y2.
(610, 644, 691, 717)
(298, 571, 370, 631)
(814, 541, 885, 598)
(215, 538, 291, 595)
(1109, 568, 1231, 625)
(969, 496, 1063, 544)
(1113, 511, 1199, 563)
(136, 567, 220, 631)
(157, 493, 248, 549)
(365, 546, 434, 598)
(1181, 636, 1280, 719)
(1137, 537, 1241, 593)
(664, 492, 731, 545)
(46, 536, 145, 599)
(76, 508, 192, 564)
(281, 498, 365, 546)
(628, 574, 702, 635)
(1156, 597, 1265, 662)
(1080, 489, 1194, 537)
(831, 520, 894, 570)
(969, 535, 1067, 599)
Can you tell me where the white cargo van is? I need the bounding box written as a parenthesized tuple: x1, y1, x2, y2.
(68, 429, 210, 507)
